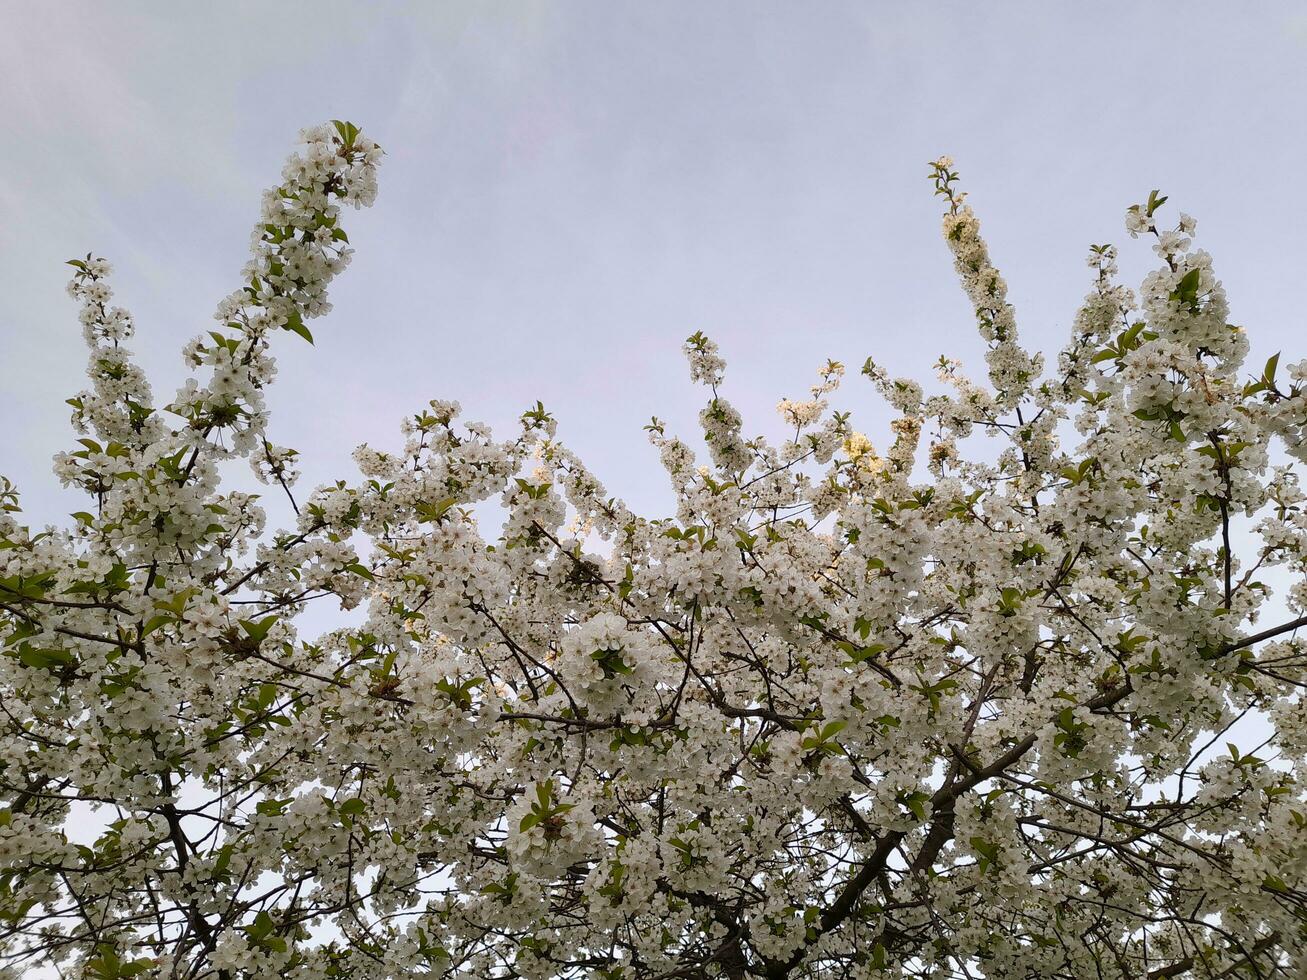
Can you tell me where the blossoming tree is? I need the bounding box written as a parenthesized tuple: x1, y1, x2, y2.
(1, 124, 1305, 980)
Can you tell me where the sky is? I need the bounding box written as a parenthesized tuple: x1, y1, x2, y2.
(2, 2, 1306, 533)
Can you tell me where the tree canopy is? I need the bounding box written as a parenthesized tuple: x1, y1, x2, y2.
(1, 124, 1306, 979)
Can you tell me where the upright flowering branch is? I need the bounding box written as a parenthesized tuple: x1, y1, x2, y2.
(64, 257, 160, 451)
(0, 122, 382, 979)
(183, 120, 382, 487)
(1, 132, 1306, 980)
(930, 156, 1042, 412)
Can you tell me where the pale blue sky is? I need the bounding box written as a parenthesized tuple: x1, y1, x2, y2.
(3, 2, 1305, 529)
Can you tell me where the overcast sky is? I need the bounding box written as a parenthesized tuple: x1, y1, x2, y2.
(2, 2, 1306, 531)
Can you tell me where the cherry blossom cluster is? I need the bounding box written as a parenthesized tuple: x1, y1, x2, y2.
(1, 132, 1305, 979)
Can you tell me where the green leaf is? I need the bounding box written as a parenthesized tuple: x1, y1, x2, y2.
(283, 309, 313, 344)
(1171, 267, 1202, 313)
(141, 616, 173, 640)
(12, 646, 75, 671)
(416, 497, 457, 523)
(819, 720, 847, 740)
(212, 842, 235, 879)
(1264, 352, 1280, 386)
(331, 119, 361, 147)
(239, 617, 279, 644)
(842, 641, 887, 666)
(904, 793, 928, 822)
(339, 797, 367, 820)
(870, 943, 888, 969)
(970, 835, 1000, 873)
